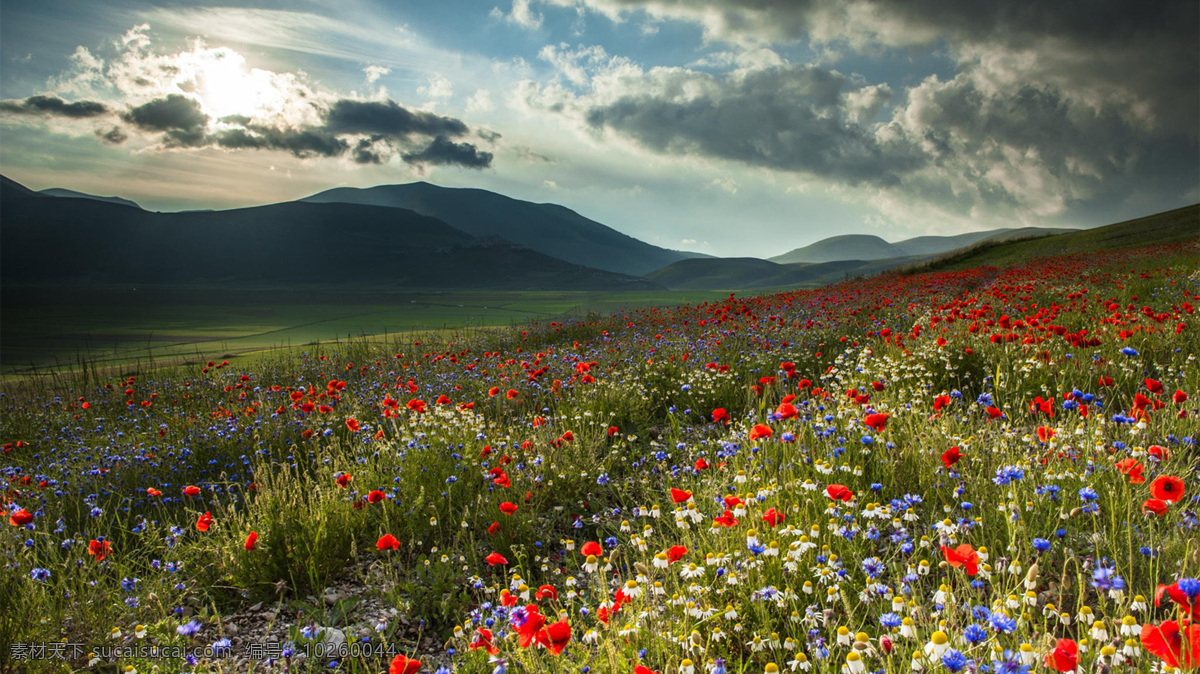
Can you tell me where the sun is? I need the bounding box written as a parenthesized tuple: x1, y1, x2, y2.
(179, 46, 269, 120)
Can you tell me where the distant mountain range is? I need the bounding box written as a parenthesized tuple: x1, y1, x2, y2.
(770, 228, 1075, 264)
(301, 182, 702, 276)
(0, 176, 661, 291)
(38, 187, 142, 210)
(10, 173, 1178, 295)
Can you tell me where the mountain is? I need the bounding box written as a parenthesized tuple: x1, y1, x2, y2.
(39, 187, 142, 210)
(772, 227, 1074, 264)
(300, 182, 700, 276)
(770, 235, 905, 264)
(0, 176, 661, 291)
(647, 255, 927, 291)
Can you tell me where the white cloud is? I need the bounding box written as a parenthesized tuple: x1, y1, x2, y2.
(494, 0, 544, 30)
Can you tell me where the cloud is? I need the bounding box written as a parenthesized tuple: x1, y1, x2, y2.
(363, 65, 391, 85)
(324, 99, 469, 138)
(122, 94, 209, 146)
(3, 27, 494, 170)
(529, 57, 923, 185)
(0, 94, 109, 118)
(493, 0, 544, 30)
(401, 135, 494, 168)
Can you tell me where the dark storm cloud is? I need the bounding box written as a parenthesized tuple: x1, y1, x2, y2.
(324, 99, 469, 138)
(401, 135, 494, 168)
(122, 94, 208, 146)
(97, 126, 127, 144)
(0, 94, 108, 118)
(213, 126, 349, 159)
(584, 66, 921, 185)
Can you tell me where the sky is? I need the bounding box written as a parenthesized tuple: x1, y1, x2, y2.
(1, 0, 1196, 258)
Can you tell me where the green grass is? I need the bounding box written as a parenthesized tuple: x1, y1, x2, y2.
(1, 287, 730, 378)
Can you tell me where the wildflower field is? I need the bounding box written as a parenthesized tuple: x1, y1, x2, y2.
(3, 239, 1199, 674)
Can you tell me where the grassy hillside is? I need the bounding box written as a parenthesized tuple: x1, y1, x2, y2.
(911, 203, 1199, 272)
(647, 255, 928, 290)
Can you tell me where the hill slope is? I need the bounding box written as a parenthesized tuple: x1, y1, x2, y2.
(913, 204, 1200, 272)
(647, 255, 927, 290)
(301, 182, 699, 276)
(0, 176, 661, 291)
(39, 187, 143, 210)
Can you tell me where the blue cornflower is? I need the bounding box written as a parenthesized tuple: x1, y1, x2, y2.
(962, 623, 988, 644)
(1092, 566, 1126, 592)
(941, 648, 969, 672)
(988, 610, 1017, 634)
(30, 567, 51, 582)
(1177, 578, 1200, 599)
(879, 612, 903, 628)
(1078, 486, 1099, 501)
(1120, 347, 1139, 356)
(994, 650, 1032, 673)
(176, 619, 202, 636)
(862, 557, 885, 579)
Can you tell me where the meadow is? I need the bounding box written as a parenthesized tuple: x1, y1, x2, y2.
(2, 239, 1198, 674)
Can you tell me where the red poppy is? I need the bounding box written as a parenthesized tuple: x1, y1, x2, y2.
(1045, 638, 1078, 672)
(872, 381, 885, 391)
(1150, 475, 1186, 503)
(196, 511, 214, 532)
(485, 552, 508, 566)
(670, 488, 693, 503)
(506, 389, 519, 399)
(607, 426, 619, 437)
(1148, 445, 1170, 461)
(761, 507, 785, 527)
(535, 584, 558, 601)
(580, 541, 603, 557)
(694, 458, 710, 471)
(183, 485, 201, 497)
(748, 424, 773, 441)
(336, 473, 353, 488)
(941, 446, 963, 468)
(1115, 458, 1145, 484)
(1174, 390, 1189, 404)
(388, 654, 420, 674)
(536, 619, 571, 655)
(1145, 378, 1164, 393)
(1143, 498, 1169, 517)
(713, 510, 739, 527)
(634, 665, 661, 674)
(1156, 581, 1200, 621)
(985, 406, 1003, 419)
(775, 402, 798, 419)
(244, 531, 258, 551)
(825, 484, 854, 502)
(377, 534, 400, 550)
(1036, 426, 1055, 443)
(499, 502, 518, 515)
(864, 413, 889, 431)
(1142, 620, 1200, 669)
(146, 488, 162, 497)
(406, 399, 427, 413)
(487, 521, 500, 535)
(666, 545, 688, 563)
(515, 604, 547, 648)
(345, 418, 361, 432)
(469, 628, 500, 654)
(941, 544, 980, 575)
(88, 539, 111, 561)
(8, 509, 32, 527)
(933, 395, 951, 411)
(711, 408, 730, 424)
(368, 490, 386, 503)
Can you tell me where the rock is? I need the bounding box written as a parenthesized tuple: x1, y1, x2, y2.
(316, 627, 346, 660)
(248, 602, 263, 612)
(224, 623, 239, 636)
